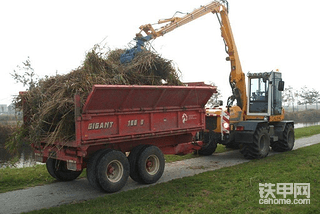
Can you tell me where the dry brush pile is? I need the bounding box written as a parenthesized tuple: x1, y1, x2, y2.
(13, 47, 182, 148)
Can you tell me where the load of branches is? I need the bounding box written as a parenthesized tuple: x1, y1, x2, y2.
(13, 47, 182, 148)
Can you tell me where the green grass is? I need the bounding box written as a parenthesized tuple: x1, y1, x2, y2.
(295, 125, 320, 139)
(0, 165, 86, 193)
(0, 125, 319, 195)
(27, 142, 320, 214)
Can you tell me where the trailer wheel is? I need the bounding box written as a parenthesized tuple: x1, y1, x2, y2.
(240, 127, 270, 159)
(86, 149, 111, 190)
(46, 158, 82, 181)
(128, 145, 148, 183)
(137, 146, 165, 184)
(272, 124, 295, 152)
(97, 150, 129, 193)
(197, 132, 218, 156)
(46, 158, 59, 180)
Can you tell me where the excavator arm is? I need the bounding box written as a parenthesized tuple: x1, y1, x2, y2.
(218, 8, 247, 112)
(137, 1, 228, 39)
(120, 0, 247, 113)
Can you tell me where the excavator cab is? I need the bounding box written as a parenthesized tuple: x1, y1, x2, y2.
(247, 71, 284, 117)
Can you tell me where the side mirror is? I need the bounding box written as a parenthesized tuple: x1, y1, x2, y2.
(278, 80, 285, 91)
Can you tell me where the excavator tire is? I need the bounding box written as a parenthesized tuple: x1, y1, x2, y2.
(271, 124, 295, 152)
(196, 131, 217, 156)
(240, 126, 270, 159)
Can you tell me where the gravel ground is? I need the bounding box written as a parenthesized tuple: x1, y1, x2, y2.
(1, 134, 320, 214)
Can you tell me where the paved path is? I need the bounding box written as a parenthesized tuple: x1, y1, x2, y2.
(1, 134, 319, 214)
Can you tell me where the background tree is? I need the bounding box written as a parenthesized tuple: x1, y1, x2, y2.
(11, 56, 38, 90)
(282, 85, 295, 107)
(282, 85, 299, 111)
(298, 86, 320, 110)
(6, 57, 38, 154)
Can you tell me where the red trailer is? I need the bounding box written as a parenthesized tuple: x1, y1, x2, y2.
(33, 84, 216, 192)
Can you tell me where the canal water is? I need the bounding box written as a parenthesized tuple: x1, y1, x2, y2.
(1, 122, 319, 168)
(294, 122, 320, 129)
(0, 146, 36, 168)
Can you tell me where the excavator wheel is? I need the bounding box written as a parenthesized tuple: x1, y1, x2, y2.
(240, 126, 270, 159)
(196, 131, 217, 156)
(271, 124, 295, 152)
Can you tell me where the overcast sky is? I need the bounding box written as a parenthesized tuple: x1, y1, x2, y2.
(1, 0, 319, 105)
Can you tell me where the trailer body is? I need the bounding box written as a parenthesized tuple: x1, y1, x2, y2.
(33, 85, 215, 188)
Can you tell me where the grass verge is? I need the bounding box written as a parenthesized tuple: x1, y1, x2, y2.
(294, 125, 320, 139)
(0, 166, 86, 193)
(0, 125, 319, 194)
(27, 142, 320, 214)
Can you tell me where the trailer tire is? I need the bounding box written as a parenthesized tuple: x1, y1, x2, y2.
(272, 124, 295, 152)
(46, 158, 82, 181)
(46, 158, 59, 180)
(87, 149, 111, 190)
(197, 132, 218, 156)
(240, 127, 270, 159)
(137, 146, 165, 184)
(128, 145, 148, 183)
(97, 150, 129, 193)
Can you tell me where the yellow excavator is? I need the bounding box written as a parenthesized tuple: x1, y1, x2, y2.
(120, 0, 295, 159)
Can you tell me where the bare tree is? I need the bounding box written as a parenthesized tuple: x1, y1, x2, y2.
(282, 85, 299, 111)
(11, 57, 38, 90)
(282, 85, 295, 107)
(298, 86, 320, 109)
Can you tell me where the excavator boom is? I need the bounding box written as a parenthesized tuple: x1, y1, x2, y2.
(120, 0, 247, 114)
(138, 1, 227, 39)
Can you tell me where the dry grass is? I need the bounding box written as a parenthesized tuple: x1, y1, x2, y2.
(13, 46, 182, 149)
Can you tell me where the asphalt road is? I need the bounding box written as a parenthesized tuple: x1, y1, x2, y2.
(1, 134, 320, 214)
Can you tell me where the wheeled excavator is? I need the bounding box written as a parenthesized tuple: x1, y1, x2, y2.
(120, 0, 295, 159)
